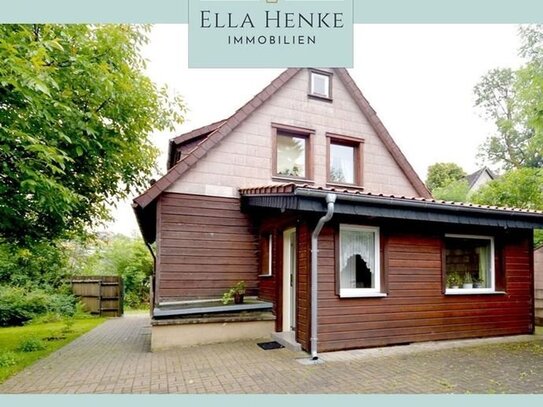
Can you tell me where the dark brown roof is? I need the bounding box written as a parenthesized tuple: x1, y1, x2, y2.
(240, 183, 543, 215)
(166, 119, 228, 169)
(133, 68, 431, 210)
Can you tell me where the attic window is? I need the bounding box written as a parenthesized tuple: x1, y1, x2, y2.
(309, 70, 332, 100)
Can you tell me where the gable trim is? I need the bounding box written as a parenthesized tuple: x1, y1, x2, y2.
(134, 67, 431, 210)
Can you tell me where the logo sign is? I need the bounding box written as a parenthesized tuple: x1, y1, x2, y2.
(188, 0, 353, 68)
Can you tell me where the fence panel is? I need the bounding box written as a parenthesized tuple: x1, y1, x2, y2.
(71, 276, 123, 317)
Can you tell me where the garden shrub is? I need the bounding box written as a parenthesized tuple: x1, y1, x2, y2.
(17, 337, 46, 352)
(0, 286, 78, 326)
(0, 352, 17, 368)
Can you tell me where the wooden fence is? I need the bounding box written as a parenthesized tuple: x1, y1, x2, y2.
(71, 276, 124, 317)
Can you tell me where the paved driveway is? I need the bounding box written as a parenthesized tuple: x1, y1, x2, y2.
(1, 315, 543, 393)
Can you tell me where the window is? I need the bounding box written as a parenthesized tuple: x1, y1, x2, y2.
(272, 124, 314, 180)
(309, 70, 332, 100)
(277, 133, 307, 177)
(260, 234, 273, 277)
(444, 234, 495, 293)
(327, 134, 363, 186)
(338, 225, 382, 297)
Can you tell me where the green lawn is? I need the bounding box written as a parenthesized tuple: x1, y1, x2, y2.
(0, 317, 105, 384)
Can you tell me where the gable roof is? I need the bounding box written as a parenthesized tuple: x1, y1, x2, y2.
(466, 167, 496, 189)
(133, 68, 431, 210)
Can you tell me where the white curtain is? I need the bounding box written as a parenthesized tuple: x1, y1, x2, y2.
(477, 245, 490, 287)
(340, 229, 375, 289)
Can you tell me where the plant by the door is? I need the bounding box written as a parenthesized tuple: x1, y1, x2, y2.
(221, 281, 246, 305)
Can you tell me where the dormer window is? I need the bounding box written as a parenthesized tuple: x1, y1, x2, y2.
(309, 69, 332, 101)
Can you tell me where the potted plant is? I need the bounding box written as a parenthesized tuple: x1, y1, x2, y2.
(221, 281, 246, 305)
(473, 278, 483, 289)
(447, 272, 461, 289)
(463, 273, 473, 289)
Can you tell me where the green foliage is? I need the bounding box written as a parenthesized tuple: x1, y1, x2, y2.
(0, 240, 70, 287)
(17, 337, 46, 352)
(0, 24, 185, 243)
(221, 281, 246, 305)
(426, 163, 466, 192)
(432, 179, 470, 202)
(0, 352, 17, 368)
(471, 168, 543, 209)
(474, 25, 543, 170)
(74, 235, 153, 308)
(0, 286, 77, 326)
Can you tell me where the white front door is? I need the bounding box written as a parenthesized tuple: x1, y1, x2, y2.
(282, 228, 297, 332)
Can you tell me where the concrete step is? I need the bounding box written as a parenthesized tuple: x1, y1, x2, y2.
(271, 331, 302, 352)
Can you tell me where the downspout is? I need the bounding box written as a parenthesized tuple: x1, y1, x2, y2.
(144, 242, 157, 310)
(310, 193, 336, 360)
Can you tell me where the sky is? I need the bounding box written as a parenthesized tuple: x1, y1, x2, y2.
(106, 24, 523, 236)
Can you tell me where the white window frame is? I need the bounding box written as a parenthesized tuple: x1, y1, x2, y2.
(310, 71, 330, 98)
(444, 234, 496, 295)
(339, 225, 384, 298)
(260, 233, 273, 277)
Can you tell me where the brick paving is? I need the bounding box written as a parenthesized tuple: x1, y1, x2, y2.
(2, 314, 543, 394)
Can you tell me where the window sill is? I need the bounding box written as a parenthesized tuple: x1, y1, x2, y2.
(258, 274, 273, 278)
(339, 291, 387, 298)
(326, 182, 364, 190)
(445, 289, 506, 295)
(308, 93, 333, 103)
(272, 176, 314, 184)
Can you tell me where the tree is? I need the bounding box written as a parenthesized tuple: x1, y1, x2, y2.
(71, 234, 153, 308)
(471, 168, 543, 210)
(474, 25, 543, 170)
(0, 25, 185, 243)
(425, 162, 466, 192)
(471, 168, 543, 246)
(432, 179, 470, 202)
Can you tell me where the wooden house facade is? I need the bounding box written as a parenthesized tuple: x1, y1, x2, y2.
(134, 68, 543, 353)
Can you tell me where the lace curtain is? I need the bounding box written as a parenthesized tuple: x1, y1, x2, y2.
(340, 229, 375, 289)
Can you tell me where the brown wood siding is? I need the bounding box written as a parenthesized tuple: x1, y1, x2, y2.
(156, 193, 258, 301)
(296, 223, 311, 350)
(316, 226, 534, 352)
(534, 247, 543, 325)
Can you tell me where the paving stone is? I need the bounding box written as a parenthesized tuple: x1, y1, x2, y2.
(1, 314, 543, 393)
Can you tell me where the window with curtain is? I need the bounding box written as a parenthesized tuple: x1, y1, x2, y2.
(339, 225, 380, 297)
(444, 235, 495, 293)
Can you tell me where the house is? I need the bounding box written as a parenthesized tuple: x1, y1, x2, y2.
(466, 167, 496, 195)
(133, 68, 543, 354)
(534, 245, 543, 326)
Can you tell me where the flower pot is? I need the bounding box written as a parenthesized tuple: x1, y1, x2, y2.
(234, 293, 244, 304)
(450, 285, 459, 289)
(463, 283, 473, 289)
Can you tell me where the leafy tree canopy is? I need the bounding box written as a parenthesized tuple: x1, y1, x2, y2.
(471, 168, 543, 210)
(425, 162, 466, 192)
(432, 179, 470, 202)
(0, 25, 185, 243)
(474, 25, 543, 170)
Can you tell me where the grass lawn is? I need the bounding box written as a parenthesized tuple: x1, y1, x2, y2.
(0, 317, 105, 384)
